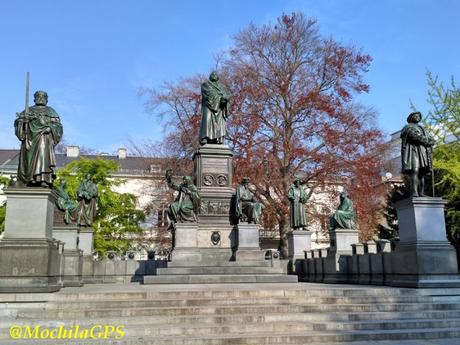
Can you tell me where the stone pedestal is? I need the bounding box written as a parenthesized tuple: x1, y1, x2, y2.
(328, 228, 359, 253)
(53, 225, 84, 287)
(391, 197, 460, 288)
(323, 228, 359, 284)
(193, 144, 235, 252)
(171, 223, 202, 263)
(79, 228, 94, 256)
(287, 230, 312, 274)
(78, 227, 94, 282)
(235, 223, 264, 261)
(0, 188, 61, 292)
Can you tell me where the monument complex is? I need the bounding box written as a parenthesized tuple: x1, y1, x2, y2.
(0, 72, 459, 343)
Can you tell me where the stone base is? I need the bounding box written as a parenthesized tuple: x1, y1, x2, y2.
(288, 230, 312, 258)
(0, 238, 61, 292)
(81, 255, 97, 283)
(79, 228, 94, 256)
(322, 253, 352, 284)
(328, 228, 359, 253)
(3, 187, 56, 239)
(287, 230, 312, 274)
(197, 224, 236, 248)
(392, 197, 460, 288)
(173, 223, 198, 248)
(170, 248, 234, 266)
(62, 249, 84, 287)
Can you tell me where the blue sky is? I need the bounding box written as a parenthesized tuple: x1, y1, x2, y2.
(1, 0, 459, 153)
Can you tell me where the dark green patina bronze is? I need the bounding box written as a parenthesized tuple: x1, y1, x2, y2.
(288, 179, 309, 230)
(77, 174, 98, 227)
(330, 191, 356, 230)
(199, 71, 230, 145)
(55, 179, 78, 224)
(14, 90, 63, 187)
(234, 177, 264, 224)
(165, 170, 201, 224)
(400, 111, 435, 197)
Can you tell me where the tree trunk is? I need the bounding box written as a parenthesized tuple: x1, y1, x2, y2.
(278, 217, 290, 259)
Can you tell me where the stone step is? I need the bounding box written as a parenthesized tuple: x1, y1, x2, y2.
(4, 285, 446, 302)
(3, 319, 459, 340)
(0, 295, 440, 311)
(156, 266, 284, 275)
(4, 309, 460, 329)
(7, 301, 460, 319)
(167, 260, 273, 267)
(143, 274, 298, 284)
(3, 327, 460, 345)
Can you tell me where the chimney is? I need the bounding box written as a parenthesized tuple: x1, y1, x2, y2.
(66, 145, 80, 158)
(117, 148, 127, 159)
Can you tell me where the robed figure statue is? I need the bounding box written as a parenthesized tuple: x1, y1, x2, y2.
(199, 71, 230, 145)
(288, 179, 308, 230)
(234, 177, 264, 224)
(400, 111, 434, 197)
(14, 90, 63, 187)
(77, 174, 99, 227)
(55, 179, 78, 224)
(330, 191, 357, 230)
(165, 170, 201, 224)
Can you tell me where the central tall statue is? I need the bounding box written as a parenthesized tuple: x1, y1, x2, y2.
(199, 71, 230, 145)
(14, 90, 63, 187)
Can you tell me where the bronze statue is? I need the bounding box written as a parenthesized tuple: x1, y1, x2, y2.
(288, 179, 308, 230)
(234, 177, 264, 224)
(400, 111, 434, 197)
(330, 191, 357, 230)
(199, 71, 230, 145)
(55, 179, 78, 224)
(77, 174, 98, 227)
(14, 90, 63, 187)
(165, 170, 201, 224)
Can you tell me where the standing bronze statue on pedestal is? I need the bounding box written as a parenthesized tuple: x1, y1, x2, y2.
(199, 71, 230, 145)
(400, 111, 435, 197)
(14, 75, 63, 187)
(288, 179, 309, 231)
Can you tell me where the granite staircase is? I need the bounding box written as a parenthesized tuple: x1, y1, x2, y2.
(144, 254, 297, 284)
(1, 283, 460, 344)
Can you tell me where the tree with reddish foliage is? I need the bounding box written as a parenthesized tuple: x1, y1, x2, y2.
(143, 13, 385, 257)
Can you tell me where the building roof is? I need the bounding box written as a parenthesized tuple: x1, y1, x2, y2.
(0, 149, 19, 166)
(0, 148, 171, 177)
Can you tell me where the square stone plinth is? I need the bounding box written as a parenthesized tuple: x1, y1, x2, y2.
(79, 228, 94, 256)
(328, 228, 359, 254)
(0, 238, 61, 292)
(3, 187, 56, 239)
(287, 230, 312, 258)
(392, 197, 460, 287)
(174, 223, 198, 249)
(53, 226, 80, 250)
(237, 223, 260, 249)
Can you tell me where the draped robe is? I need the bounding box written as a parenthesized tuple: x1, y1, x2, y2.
(167, 181, 201, 223)
(14, 105, 63, 185)
(235, 185, 263, 224)
(400, 123, 432, 172)
(199, 80, 230, 145)
(330, 196, 356, 230)
(288, 185, 308, 229)
(77, 179, 99, 227)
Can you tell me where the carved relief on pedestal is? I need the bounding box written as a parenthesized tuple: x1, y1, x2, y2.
(201, 173, 228, 187)
(200, 200, 231, 215)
